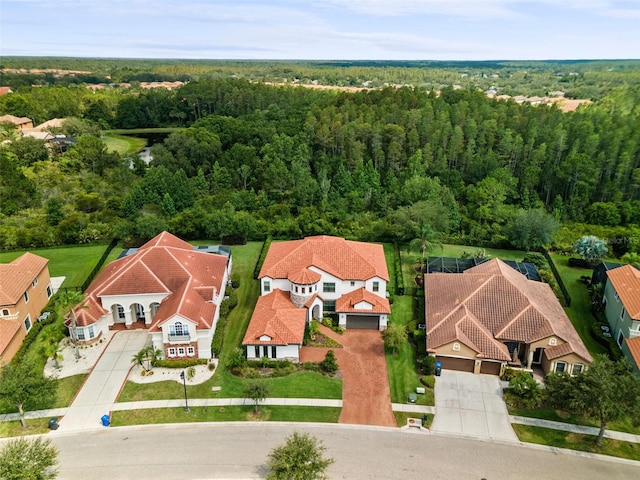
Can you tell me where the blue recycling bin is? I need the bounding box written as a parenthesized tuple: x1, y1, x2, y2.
(100, 414, 110, 427)
(435, 361, 442, 377)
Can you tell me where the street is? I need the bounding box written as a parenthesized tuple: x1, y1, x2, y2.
(50, 423, 639, 480)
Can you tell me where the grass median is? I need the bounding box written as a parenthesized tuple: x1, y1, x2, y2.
(110, 405, 341, 426)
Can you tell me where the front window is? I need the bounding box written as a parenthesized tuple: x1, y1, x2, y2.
(324, 300, 336, 312)
(323, 283, 335, 293)
(23, 291, 29, 303)
(614, 291, 620, 302)
(88, 325, 95, 339)
(77, 328, 86, 341)
(617, 330, 624, 347)
(178, 347, 186, 356)
(24, 315, 31, 332)
(168, 347, 177, 358)
(1, 309, 9, 316)
(170, 322, 187, 336)
(46, 285, 52, 298)
(264, 281, 271, 293)
(350, 281, 355, 287)
(32, 278, 38, 287)
(187, 346, 195, 356)
(621, 306, 626, 320)
(117, 305, 125, 319)
(572, 364, 583, 374)
(373, 281, 379, 292)
(555, 362, 566, 373)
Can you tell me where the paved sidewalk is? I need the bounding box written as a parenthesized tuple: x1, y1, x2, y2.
(55, 330, 149, 432)
(511, 416, 640, 443)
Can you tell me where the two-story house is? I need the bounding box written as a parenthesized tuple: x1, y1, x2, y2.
(243, 236, 390, 362)
(66, 232, 231, 360)
(0, 253, 53, 363)
(603, 265, 640, 373)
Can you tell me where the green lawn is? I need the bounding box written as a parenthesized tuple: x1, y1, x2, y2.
(549, 253, 608, 356)
(102, 134, 146, 155)
(0, 243, 115, 288)
(438, 244, 527, 261)
(0, 419, 49, 438)
(111, 405, 341, 427)
(509, 406, 640, 435)
(104, 128, 183, 135)
(512, 424, 640, 461)
(394, 412, 433, 428)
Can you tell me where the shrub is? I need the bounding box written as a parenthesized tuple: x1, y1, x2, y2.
(501, 367, 518, 382)
(420, 375, 435, 388)
(507, 371, 542, 408)
(320, 350, 339, 374)
(155, 358, 207, 368)
(421, 355, 436, 375)
(186, 366, 196, 380)
(321, 317, 333, 328)
(522, 252, 549, 271)
(228, 347, 247, 369)
(302, 362, 320, 372)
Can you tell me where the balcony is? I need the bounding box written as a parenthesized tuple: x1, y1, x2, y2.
(168, 334, 191, 343)
(0, 312, 19, 321)
(629, 329, 640, 339)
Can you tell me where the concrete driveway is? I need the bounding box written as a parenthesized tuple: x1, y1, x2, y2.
(56, 330, 149, 432)
(430, 370, 518, 442)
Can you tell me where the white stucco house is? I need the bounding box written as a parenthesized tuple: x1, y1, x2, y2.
(242, 235, 390, 362)
(65, 232, 231, 360)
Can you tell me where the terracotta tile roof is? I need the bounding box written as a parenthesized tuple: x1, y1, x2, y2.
(0, 253, 49, 306)
(425, 258, 592, 363)
(606, 265, 640, 320)
(68, 232, 227, 330)
(242, 289, 306, 346)
(260, 236, 389, 282)
(288, 268, 322, 285)
(625, 337, 640, 370)
(0, 319, 21, 357)
(0, 114, 31, 125)
(336, 287, 391, 314)
(544, 342, 576, 360)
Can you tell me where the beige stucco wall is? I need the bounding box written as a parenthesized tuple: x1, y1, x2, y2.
(433, 340, 478, 359)
(542, 352, 588, 375)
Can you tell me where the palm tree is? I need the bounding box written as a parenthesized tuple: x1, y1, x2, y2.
(40, 324, 64, 369)
(56, 290, 86, 360)
(132, 346, 161, 372)
(409, 224, 442, 264)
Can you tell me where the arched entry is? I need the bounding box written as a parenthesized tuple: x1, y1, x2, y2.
(150, 302, 160, 319)
(131, 303, 145, 322)
(111, 304, 126, 324)
(312, 305, 321, 320)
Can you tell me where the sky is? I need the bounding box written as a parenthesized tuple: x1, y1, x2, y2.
(1, 0, 639, 60)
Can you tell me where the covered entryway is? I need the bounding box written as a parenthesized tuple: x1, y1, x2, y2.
(346, 314, 379, 330)
(480, 360, 502, 375)
(436, 356, 475, 373)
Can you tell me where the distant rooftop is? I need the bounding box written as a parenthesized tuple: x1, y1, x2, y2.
(118, 244, 231, 260)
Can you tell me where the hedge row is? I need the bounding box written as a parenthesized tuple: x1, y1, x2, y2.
(155, 358, 208, 368)
(11, 303, 58, 366)
(253, 237, 272, 279)
(211, 289, 239, 357)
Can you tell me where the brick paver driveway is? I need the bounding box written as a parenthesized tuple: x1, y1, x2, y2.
(300, 325, 396, 427)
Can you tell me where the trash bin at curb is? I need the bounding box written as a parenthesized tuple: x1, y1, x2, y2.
(48, 418, 59, 430)
(100, 414, 110, 427)
(435, 361, 442, 377)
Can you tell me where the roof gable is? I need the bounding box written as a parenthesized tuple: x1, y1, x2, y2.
(607, 265, 640, 319)
(259, 236, 389, 282)
(0, 253, 49, 305)
(242, 290, 306, 346)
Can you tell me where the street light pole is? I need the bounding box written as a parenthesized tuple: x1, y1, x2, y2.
(180, 370, 190, 413)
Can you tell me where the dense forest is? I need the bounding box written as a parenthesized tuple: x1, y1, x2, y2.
(1, 62, 640, 256)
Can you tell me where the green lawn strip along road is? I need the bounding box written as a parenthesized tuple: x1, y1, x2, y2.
(512, 424, 640, 461)
(394, 412, 434, 429)
(509, 407, 640, 436)
(0, 419, 49, 438)
(110, 406, 341, 427)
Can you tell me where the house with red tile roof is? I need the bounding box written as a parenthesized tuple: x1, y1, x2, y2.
(603, 264, 640, 373)
(66, 232, 231, 360)
(424, 258, 591, 376)
(0, 253, 53, 363)
(243, 236, 390, 361)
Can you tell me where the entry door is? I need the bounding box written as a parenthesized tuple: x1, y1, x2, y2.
(532, 347, 544, 364)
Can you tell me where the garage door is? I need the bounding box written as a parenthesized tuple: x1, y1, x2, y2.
(479, 361, 502, 375)
(346, 315, 379, 330)
(436, 356, 475, 373)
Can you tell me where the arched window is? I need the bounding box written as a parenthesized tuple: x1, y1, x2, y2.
(1, 309, 9, 316)
(170, 322, 187, 336)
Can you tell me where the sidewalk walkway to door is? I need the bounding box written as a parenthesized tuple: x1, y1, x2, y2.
(55, 330, 149, 432)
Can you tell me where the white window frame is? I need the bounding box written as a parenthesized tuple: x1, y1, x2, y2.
(23, 291, 29, 303)
(264, 281, 271, 293)
(77, 327, 86, 341)
(373, 281, 379, 292)
(572, 364, 583, 374)
(32, 278, 38, 288)
(617, 330, 624, 347)
(46, 285, 52, 298)
(24, 314, 32, 332)
(555, 361, 566, 373)
(88, 325, 95, 339)
(187, 346, 195, 357)
(168, 347, 177, 358)
(323, 282, 336, 293)
(614, 291, 620, 302)
(178, 347, 186, 356)
(621, 306, 626, 321)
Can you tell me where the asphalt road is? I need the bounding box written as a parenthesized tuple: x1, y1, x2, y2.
(49, 423, 639, 480)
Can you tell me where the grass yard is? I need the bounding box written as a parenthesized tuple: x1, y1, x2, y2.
(0, 419, 49, 438)
(52, 374, 87, 408)
(512, 424, 640, 461)
(509, 406, 640, 435)
(0, 243, 115, 288)
(110, 405, 341, 427)
(102, 134, 146, 155)
(394, 412, 433, 428)
(549, 253, 608, 356)
(118, 370, 342, 402)
(385, 297, 433, 406)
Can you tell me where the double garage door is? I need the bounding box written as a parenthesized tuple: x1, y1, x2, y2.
(346, 315, 380, 330)
(435, 356, 502, 375)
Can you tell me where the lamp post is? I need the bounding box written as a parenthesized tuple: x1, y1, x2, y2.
(180, 370, 190, 413)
